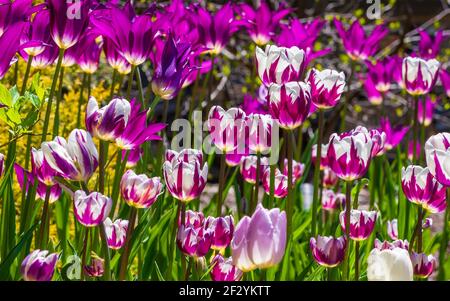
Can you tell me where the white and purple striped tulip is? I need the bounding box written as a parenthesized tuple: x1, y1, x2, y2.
(339, 209, 377, 241)
(417, 97, 436, 127)
(387, 219, 398, 240)
(402, 57, 440, 96)
(163, 149, 208, 202)
(211, 254, 243, 281)
(176, 224, 212, 258)
(86, 97, 131, 142)
(120, 170, 164, 209)
(401, 165, 446, 213)
(367, 246, 413, 281)
(31, 148, 58, 186)
(205, 215, 234, 250)
(423, 217, 433, 229)
(425, 133, 450, 187)
(307, 68, 346, 109)
(21, 250, 58, 281)
(42, 129, 98, 182)
(312, 143, 329, 170)
(256, 45, 307, 85)
(240, 155, 270, 184)
(327, 128, 373, 181)
(268, 81, 311, 130)
(84, 257, 104, 278)
(246, 113, 273, 154)
(178, 210, 205, 229)
(321, 189, 344, 211)
(262, 167, 288, 198)
(310, 235, 347, 268)
(374, 239, 409, 251)
(73, 190, 112, 227)
(411, 252, 435, 278)
(283, 158, 305, 182)
(103, 217, 128, 250)
(323, 167, 339, 188)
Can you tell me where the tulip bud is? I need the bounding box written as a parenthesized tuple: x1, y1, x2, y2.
(73, 190, 112, 227)
(262, 168, 288, 198)
(402, 57, 440, 96)
(120, 170, 164, 209)
(211, 254, 243, 281)
(205, 216, 234, 250)
(339, 209, 377, 241)
(178, 210, 205, 229)
(321, 189, 344, 211)
(367, 247, 413, 281)
(410, 252, 435, 278)
(282, 158, 305, 182)
(0, 153, 5, 178)
(310, 235, 347, 267)
(322, 167, 338, 188)
(240, 156, 270, 184)
(21, 250, 58, 281)
(387, 219, 398, 240)
(103, 218, 128, 250)
(177, 224, 212, 258)
(84, 256, 104, 278)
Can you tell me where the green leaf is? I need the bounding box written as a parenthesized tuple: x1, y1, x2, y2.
(0, 84, 12, 107)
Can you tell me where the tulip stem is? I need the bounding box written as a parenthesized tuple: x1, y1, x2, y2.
(175, 88, 184, 119)
(420, 96, 426, 163)
(354, 241, 360, 281)
(217, 154, 226, 216)
(311, 109, 324, 237)
(286, 130, 294, 237)
(412, 96, 419, 164)
(76, 73, 87, 129)
(252, 153, 261, 214)
(269, 164, 275, 206)
(343, 180, 352, 281)
(119, 207, 137, 280)
(99, 223, 111, 280)
(111, 150, 130, 217)
(81, 227, 90, 281)
(127, 65, 136, 100)
(167, 200, 181, 280)
(109, 69, 117, 101)
(41, 48, 65, 143)
(438, 188, 449, 280)
(21, 55, 33, 95)
(52, 66, 65, 137)
(409, 207, 424, 254)
(135, 67, 145, 107)
(98, 141, 107, 194)
(36, 186, 51, 250)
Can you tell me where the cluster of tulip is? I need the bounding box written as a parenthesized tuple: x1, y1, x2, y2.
(0, 0, 448, 282)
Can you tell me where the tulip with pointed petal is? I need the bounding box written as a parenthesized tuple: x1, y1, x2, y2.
(307, 69, 346, 109)
(211, 254, 243, 281)
(103, 218, 128, 249)
(339, 209, 377, 241)
(73, 190, 112, 227)
(411, 252, 435, 278)
(425, 133, 450, 186)
(379, 117, 409, 151)
(402, 57, 440, 96)
(21, 250, 58, 282)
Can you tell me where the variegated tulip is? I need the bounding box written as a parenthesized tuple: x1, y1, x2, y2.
(103, 218, 128, 250)
(425, 133, 450, 186)
(322, 189, 344, 211)
(262, 167, 288, 198)
(177, 224, 212, 258)
(402, 57, 440, 96)
(120, 170, 164, 209)
(205, 216, 234, 250)
(410, 252, 435, 278)
(21, 250, 58, 281)
(387, 219, 398, 240)
(339, 209, 377, 241)
(211, 254, 243, 281)
(73, 190, 112, 227)
(240, 155, 270, 184)
(307, 68, 346, 109)
(310, 235, 347, 267)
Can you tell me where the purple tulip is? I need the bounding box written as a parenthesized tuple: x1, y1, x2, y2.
(310, 235, 347, 268)
(115, 100, 166, 150)
(76, 32, 103, 74)
(211, 254, 243, 281)
(205, 215, 234, 250)
(123, 147, 142, 168)
(163, 149, 208, 202)
(379, 117, 409, 151)
(240, 93, 268, 115)
(401, 165, 446, 213)
(21, 250, 58, 281)
(366, 57, 396, 93)
(307, 69, 346, 109)
(29, 41, 59, 70)
(327, 128, 374, 181)
(408, 140, 421, 162)
(417, 97, 437, 127)
(103, 37, 131, 75)
(334, 18, 388, 61)
(193, 3, 239, 55)
(262, 168, 288, 198)
(151, 37, 192, 100)
(374, 238, 409, 251)
(423, 217, 433, 229)
(177, 223, 212, 258)
(73, 190, 112, 227)
(440, 69, 450, 98)
(120, 170, 164, 209)
(86, 97, 131, 142)
(91, 2, 156, 66)
(418, 29, 445, 59)
(282, 158, 305, 182)
(410, 252, 435, 278)
(321, 190, 344, 212)
(387, 219, 398, 240)
(47, 0, 91, 50)
(0, 21, 26, 79)
(339, 209, 377, 241)
(178, 210, 205, 229)
(60, 43, 78, 67)
(0, 0, 35, 34)
(323, 167, 338, 188)
(363, 127, 386, 157)
(402, 57, 440, 96)
(42, 129, 98, 181)
(103, 217, 128, 250)
(364, 76, 383, 105)
(20, 10, 52, 57)
(425, 133, 450, 186)
(238, 1, 291, 46)
(240, 155, 269, 184)
(84, 257, 104, 278)
(246, 113, 273, 154)
(231, 204, 287, 271)
(256, 45, 307, 85)
(268, 81, 311, 130)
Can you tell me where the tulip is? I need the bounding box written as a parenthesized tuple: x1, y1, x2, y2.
(120, 170, 164, 209)
(225, 153, 245, 167)
(402, 57, 440, 96)
(176, 224, 212, 258)
(334, 18, 388, 61)
(326, 128, 374, 181)
(29, 42, 59, 70)
(408, 141, 421, 162)
(256, 45, 307, 85)
(151, 37, 191, 100)
(205, 216, 234, 250)
(310, 235, 347, 267)
(178, 210, 205, 229)
(246, 113, 273, 154)
(115, 100, 166, 150)
(339, 209, 377, 241)
(367, 247, 413, 281)
(365, 58, 396, 93)
(268, 81, 311, 130)
(42, 129, 99, 182)
(48, 0, 91, 50)
(211, 254, 243, 281)
(0, 153, 4, 178)
(123, 148, 142, 168)
(311, 143, 329, 170)
(323, 167, 338, 188)
(422, 217, 433, 229)
(387, 219, 398, 240)
(364, 77, 383, 105)
(440, 69, 450, 98)
(163, 149, 208, 202)
(417, 97, 437, 127)
(240, 93, 268, 115)
(73, 190, 112, 227)
(262, 168, 288, 198)
(84, 257, 104, 278)
(0, 21, 26, 79)
(240, 155, 270, 184)
(379, 117, 409, 151)
(283, 158, 305, 182)
(207, 106, 247, 153)
(360, 126, 386, 157)
(374, 239, 410, 251)
(76, 33, 103, 74)
(322, 190, 344, 211)
(418, 29, 444, 59)
(401, 165, 446, 213)
(238, 1, 291, 46)
(425, 133, 450, 186)
(86, 97, 131, 142)
(231, 204, 287, 271)
(20, 10, 52, 58)
(307, 69, 346, 109)
(21, 250, 58, 282)
(103, 37, 131, 75)
(103, 218, 128, 250)
(410, 252, 435, 278)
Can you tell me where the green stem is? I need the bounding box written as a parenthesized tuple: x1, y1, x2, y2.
(217, 154, 226, 216)
(420, 96, 426, 164)
(118, 207, 137, 280)
(355, 241, 360, 281)
(286, 130, 294, 237)
(99, 223, 111, 280)
(36, 186, 51, 250)
(269, 164, 275, 206)
(412, 96, 419, 164)
(21, 55, 34, 95)
(81, 227, 90, 281)
(252, 153, 261, 213)
(135, 66, 144, 107)
(127, 65, 136, 100)
(438, 188, 449, 280)
(339, 61, 355, 132)
(409, 207, 424, 253)
(98, 141, 108, 194)
(52, 66, 65, 137)
(41, 48, 65, 143)
(109, 69, 117, 101)
(343, 180, 352, 281)
(76, 73, 87, 129)
(311, 109, 324, 237)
